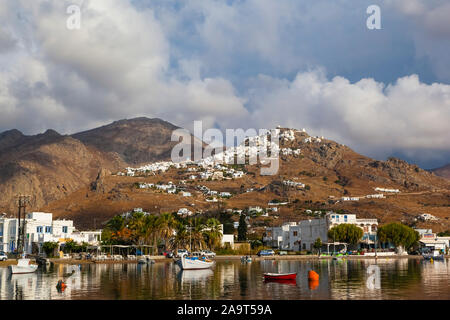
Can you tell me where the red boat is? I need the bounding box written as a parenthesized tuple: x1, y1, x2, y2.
(263, 272, 297, 280)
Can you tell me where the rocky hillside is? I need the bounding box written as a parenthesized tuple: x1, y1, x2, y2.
(0, 117, 194, 215)
(72, 117, 187, 165)
(0, 129, 123, 214)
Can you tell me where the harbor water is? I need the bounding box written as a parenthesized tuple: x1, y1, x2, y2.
(0, 258, 449, 300)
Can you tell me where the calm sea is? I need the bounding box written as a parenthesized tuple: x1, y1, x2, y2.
(0, 258, 449, 300)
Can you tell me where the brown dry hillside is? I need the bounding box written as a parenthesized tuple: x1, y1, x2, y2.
(41, 128, 450, 232)
(0, 129, 124, 213)
(72, 117, 183, 166)
(0, 117, 198, 214)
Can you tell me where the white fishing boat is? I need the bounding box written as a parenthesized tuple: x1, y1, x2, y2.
(176, 253, 214, 270)
(9, 256, 38, 275)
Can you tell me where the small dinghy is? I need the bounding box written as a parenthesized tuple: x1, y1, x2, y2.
(9, 257, 38, 275)
(138, 256, 156, 264)
(263, 272, 297, 281)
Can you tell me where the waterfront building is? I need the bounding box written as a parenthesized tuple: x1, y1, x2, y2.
(263, 212, 378, 251)
(0, 212, 101, 254)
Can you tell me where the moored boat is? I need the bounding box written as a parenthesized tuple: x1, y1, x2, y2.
(9, 258, 38, 275)
(176, 254, 214, 270)
(263, 272, 297, 280)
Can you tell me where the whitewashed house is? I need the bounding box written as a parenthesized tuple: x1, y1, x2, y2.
(264, 212, 378, 251)
(0, 212, 101, 254)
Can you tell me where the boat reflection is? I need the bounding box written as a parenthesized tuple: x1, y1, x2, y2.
(264, 278, 297, 286)
(178, 269, 214, 284)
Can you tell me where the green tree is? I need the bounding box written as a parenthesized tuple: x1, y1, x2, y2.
(328, 224, 363, 245)
(204, 218, 223, 250)
(313, 238, 322, 255)
(238, 214, 247, 241)
(190, 217, 206, 251)
(377, 222, 420, 251)
(42, 241, 59, 257)
(169, 222, 189, 251)
(63, 240, 79, 253)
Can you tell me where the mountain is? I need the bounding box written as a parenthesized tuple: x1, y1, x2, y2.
(72, 117, 185, 165)
(431, 163, 450, 179)
(0, 129, 124, 214)
(0, 117, 194, 215)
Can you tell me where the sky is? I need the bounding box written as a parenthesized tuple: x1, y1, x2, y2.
(0, 0, 449, 169)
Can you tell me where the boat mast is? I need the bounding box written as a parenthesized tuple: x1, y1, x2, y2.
(16, 195, 30, 257)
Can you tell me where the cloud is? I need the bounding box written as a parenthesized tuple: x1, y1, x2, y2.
(0, 0, 248, 134)
(244, 71, 450, 166)
(0, 0, 448, 168)
(386, 0, 450, 81)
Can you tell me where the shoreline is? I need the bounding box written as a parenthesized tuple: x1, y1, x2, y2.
(1, 254, 447, 267)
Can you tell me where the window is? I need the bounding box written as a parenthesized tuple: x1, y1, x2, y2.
(293, 231, 298, 237)
(45, 226, 52, 233)
(62, 226, 68, 233)
(37, 226, 43, 233)
(336, 215, 340, 221)
(344, 215, 347, 222)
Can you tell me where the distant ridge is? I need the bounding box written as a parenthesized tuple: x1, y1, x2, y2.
(431, 163, 450, 179)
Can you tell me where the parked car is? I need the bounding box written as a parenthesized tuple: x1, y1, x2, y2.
(0, 251, 8, 261)
(163, 250, 174, 258)
(257, 249, 275, 256)
(200, 250, 216, 258)
(176, 249, 189, 258)
(278, 251, 287, 256)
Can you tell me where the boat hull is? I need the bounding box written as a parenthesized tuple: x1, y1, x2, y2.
(263, 273, 297, 280)
(177, 256, 214, 270)
(9, 258, 38, 274)
(9, 264, 38, 274)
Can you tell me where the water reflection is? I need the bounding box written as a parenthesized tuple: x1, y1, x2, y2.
(0, 258, 448, 300)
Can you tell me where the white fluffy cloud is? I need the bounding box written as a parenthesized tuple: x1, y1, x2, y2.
(0, 0, 248, 133)
(0, 0, 449, 168)
(245, 71, 450, 164)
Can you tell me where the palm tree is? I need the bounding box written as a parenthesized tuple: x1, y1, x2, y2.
(128, 211, 147, 245)
(158, 213, 177, 247)
(204, 218, 223, 250)
(169, 222, 190, 251)
(190, 217, 206, 251)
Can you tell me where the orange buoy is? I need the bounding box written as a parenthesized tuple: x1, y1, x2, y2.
(308, 270, 319, 281)
(56, 280, 67, 291)
(308, 279, 319, 290)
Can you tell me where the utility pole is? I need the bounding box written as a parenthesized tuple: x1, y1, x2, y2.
(16, 195, 31, 257)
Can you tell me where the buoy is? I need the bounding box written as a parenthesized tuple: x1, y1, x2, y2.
(308, 279, 319, 290)
(56, 280, 67, 291)
(308, 270, 319, 281)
